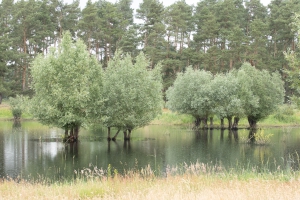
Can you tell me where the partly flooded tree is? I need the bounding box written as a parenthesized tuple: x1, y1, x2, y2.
(30, 31, 103, 142)
(166, 67, 213, 129)
(210, 71, 243, 129)
(101, 51, 163, 140)
(237, 62, 285, 129)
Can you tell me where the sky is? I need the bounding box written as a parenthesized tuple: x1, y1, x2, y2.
(74, 0, 272, 10)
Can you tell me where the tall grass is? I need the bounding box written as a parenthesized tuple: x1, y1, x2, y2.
(0, 161, 300, 200)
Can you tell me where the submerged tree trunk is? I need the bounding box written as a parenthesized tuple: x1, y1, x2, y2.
(107, 127, 111, 140)
(227, 116, 233, 130)
(123, 129, 131, 141)
(70, 127, 74, 137)
(127, 129, 132, 140)
(209, 117, 214, 129)
(64, 127, 69, 139)
(232, 117, 240, 130)
(220, 118, 225, 130)
(194, 117, 201, 130)
(202, 118, 208, 129)
(112, 129, 121, 141)
(64, 124, 80, 143)
(123, 130, 128, 140)
(248, 116, 257, 129)
(74, 126, 79, 141)
(127, 129, 131, 140)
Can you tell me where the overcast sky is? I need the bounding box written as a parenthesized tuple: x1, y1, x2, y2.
(74, 0, 272, 10)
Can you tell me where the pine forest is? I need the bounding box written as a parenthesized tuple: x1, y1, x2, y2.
(0, 0, 299, 101)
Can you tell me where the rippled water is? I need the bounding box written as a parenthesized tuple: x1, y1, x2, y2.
(0, 121, 299, 181)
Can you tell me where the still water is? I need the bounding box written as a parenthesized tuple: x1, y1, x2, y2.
(0, 121, 300, 181)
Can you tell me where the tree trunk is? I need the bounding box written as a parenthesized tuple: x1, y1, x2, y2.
(209, 117, 214, 130)
(64, 127, 69, 138)
(194, 117, 201, 130)
(123, 130, 128, 141)
(107, 127, 111, 140)
(112, 129, 121, 141)
(127, 129, 132, 140)
(0, 93, 2, 104)
(74, 126, 79, 141)
(247, 117, 257, 129)
(70, 127, 74, 137)
(220, 118, 225, 130)
(232, 117, 240, 130)
(202, 118, 208, 129)
(227, 116, 233, 130)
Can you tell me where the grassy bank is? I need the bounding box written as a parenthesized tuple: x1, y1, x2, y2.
(1, 162, 300, 200)
(1, 102, 300, 127)
(152, 107, 300, 127)
(0, 101, 32, 120)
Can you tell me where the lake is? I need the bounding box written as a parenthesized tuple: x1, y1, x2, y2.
(0, 121, 299, 182)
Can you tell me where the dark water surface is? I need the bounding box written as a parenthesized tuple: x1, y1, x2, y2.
(0, 121, 300, 181)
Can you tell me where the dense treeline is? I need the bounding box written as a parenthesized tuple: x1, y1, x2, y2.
(0, 0, 299, 100)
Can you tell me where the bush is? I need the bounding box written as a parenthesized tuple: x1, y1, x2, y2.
(9, 95, 28, 121)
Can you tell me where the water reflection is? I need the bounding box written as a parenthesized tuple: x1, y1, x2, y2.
(0, 121, 300, 181)
(12, 121, 21, 130)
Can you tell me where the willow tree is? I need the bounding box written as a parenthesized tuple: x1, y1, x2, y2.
(210, 71, 243, 129)
(30, 31, 103, 142)
(166, 67, 213, 129)
(237, 62, 285, 129)
(101, 51, 163, 141)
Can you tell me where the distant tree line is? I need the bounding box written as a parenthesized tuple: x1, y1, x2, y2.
(0, 0, 299, 100)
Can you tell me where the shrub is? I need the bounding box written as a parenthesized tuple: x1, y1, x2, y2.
(9, 95, 28, 121)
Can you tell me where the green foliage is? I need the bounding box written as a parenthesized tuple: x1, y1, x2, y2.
(284, 13, 300, 102)
(166, 66, 213, 121)
(273, 104, 295, 122)
(237, 63, 285, 126)
(9, 95, 28, 120)
(101, 51, 163, 131)
(210, 71, 243, 119)
(30, 31, 103, 131)
(240, 130, 273, 145)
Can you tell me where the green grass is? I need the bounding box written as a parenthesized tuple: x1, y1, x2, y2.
(1, 102, 300, 127)
(151, 105, 300, 127)
(0, 106, 12, 119)
(0, 101, 33, 120)
(151, 109, 194, 125)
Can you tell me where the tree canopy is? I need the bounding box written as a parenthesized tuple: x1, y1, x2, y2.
(237, 63, 285, 128)
(166, 67, 213, 128)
